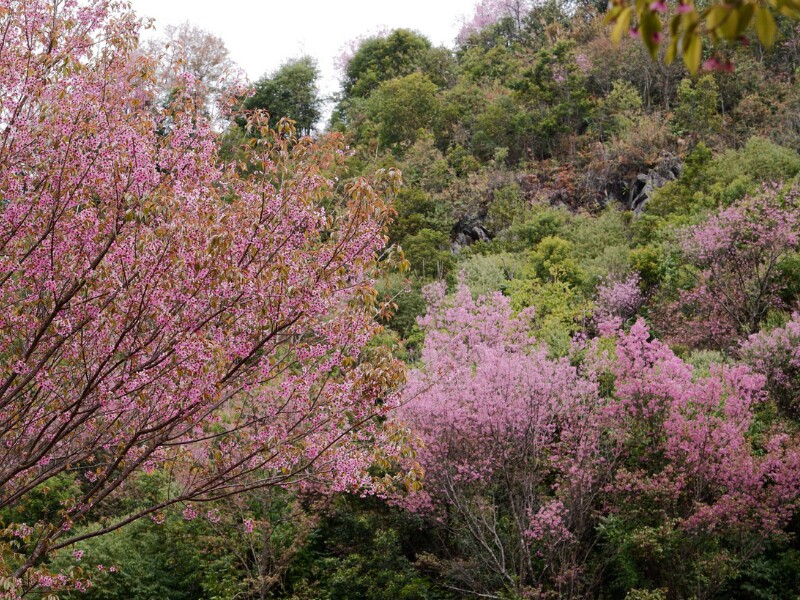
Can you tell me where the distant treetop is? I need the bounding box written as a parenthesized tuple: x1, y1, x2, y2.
(342, 29, 447, 100)
(244, 56, 321, 135)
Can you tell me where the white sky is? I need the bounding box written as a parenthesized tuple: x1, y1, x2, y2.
(131, 0, 477, 106)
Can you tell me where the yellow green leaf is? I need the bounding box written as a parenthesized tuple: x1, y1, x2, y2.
(670, 14, 681, 36)
(719, 7, 740, 38)
(777, 0, 800, 14)
(735, 3, 754, 36)
(755, 6, 777, 46)
(640, 11, 663, 57)
(706, 5, 728, 31)
(683, 32, 702, 74)
(666, 37, 679, 64)
(604, 5, 622, 25)
(612, 7, 633, 45)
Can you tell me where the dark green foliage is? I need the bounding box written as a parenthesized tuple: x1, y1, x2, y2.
(402, 229, 455, 282)
(671, 75, 722, 140)
(485, 183, 527, 233)
(471, 93, 532, 163)
(342, 30, 451, 101)
(502, 205, 569, 253)
(389, 188, 450, 246)
(593, 79, 643, 139)
(367, 73, 440, 150)
(510, 41, 593, 158)
(376, 274, 427, 344)
(459, 40, 523, 83)
(285, 497, 451, 600)
(433, 82, 489, 153)
(58, 517, 227, 600)
(777, 251, 800, 305)
(599, 519, 800, 600)
(0, 473, 80, 527)
(724, 540, 800, 600)
(245, 56, 321, 135)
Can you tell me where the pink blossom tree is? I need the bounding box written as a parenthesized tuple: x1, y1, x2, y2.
(741, 313, 800, 415)
(0, 1, 409, 593)
(667, 185, 800, 349)
(590, 319, 800, 594)
(398, 283, 608, 597)
(594, 272, 644, 327)
(602, 320, 800, 534)
(144, 22, 245, 128)
(456, 0, 533, 46)
(399, 285, 800, 597)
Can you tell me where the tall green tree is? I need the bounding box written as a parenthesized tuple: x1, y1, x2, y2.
(340, 29, 455, 101)
(344, 29, 429, 99)
(245, 56, 321, 135)
(367, 73, 441, 150)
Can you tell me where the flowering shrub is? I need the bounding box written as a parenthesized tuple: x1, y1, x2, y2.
(399, 287, 800, 597)
(456, 0, 532, 46)
(667, 185, 800, 348)
(594, 273, 644, 325)
(398, 284, 604, 596)
(602, 320, 800, 535)
(741, 313, 800, 414)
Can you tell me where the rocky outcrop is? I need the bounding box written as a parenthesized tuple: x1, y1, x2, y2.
(629, 153, 683, 213)
(451, 216, 491, 252)
(517, 166, 578, 208)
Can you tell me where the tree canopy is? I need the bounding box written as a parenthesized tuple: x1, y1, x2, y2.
(244, 56, 322, 135)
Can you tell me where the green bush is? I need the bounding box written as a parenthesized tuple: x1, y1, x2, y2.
(367, 73, 441, 151)
(485, 183, 527, 234)
(402, 229, 455, 281)
(376, 274, 427, 344)
(501, 204, 570, 252)
(389, 188, 450, 247)
(671, 75, 722, 140)
(714, 137, 800, 186)
(458, 252, 524, 297)
(593, 79, 643, 138)
(526, 236, 585, 287)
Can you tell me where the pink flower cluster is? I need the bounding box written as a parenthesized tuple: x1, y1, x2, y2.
(398, 287, 800, 591)
(0, 0, 409, 587)
(594, 273, 643, 325)
(456, 0, 531, 45)
(604, 319, 800, 534)
(398, 285, 605, 588)
(741, 313, 800, 413)
(668, 185, 800, 347)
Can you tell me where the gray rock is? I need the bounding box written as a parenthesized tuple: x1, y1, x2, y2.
(629, 153, 683, 213)
(451, 217, 492, 252)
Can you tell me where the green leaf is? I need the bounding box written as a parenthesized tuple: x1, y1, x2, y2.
(666, 37, 679, 64)
(670, 14, 681, 36)
(755, 6, 777, 46)
(640, 11, 663, 57)
(706, 5, 728, 31)
(683, 32, 702, 74)
(604, 5, 622, 25)
(612, 7, 633, 45)
(776, 0, 800, 17)
(735, 3, 754, 36)
(719, 7, 740, 38)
